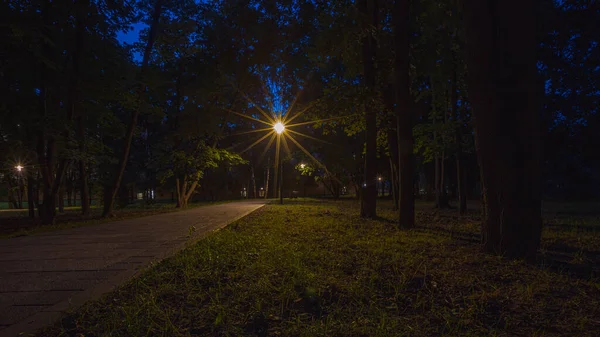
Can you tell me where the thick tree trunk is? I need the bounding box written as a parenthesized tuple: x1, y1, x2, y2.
(394, 0, 414, 228)
(359, 0, 378, 218)
(58, 183, 65, 213)
(462, 0, 542, 259)
(103, 0, 163, 217)
(389, 157, 398, 210)
(176, 177, 198, 208)
(176, 178, 182, 207)
(387, 130, 399, 210)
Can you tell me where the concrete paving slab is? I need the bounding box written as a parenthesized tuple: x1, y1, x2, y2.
(0, 200, 265, 336)
(0, 290, 83, 307)
(0, 305, 51, 325)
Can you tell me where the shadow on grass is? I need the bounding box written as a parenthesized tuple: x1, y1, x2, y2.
(415, 225, 599, 280)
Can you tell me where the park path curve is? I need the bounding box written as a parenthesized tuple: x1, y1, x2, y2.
(0, 200, 265, 337)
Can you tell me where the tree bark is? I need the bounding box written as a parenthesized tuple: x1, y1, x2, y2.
(451, 65, 467, 215)
(264, 158, 270, 199)
(102, 0, 163, 217)
(71, 0, 90, 216)
(461, 0, 542, 259)
(389, 157, 398, 210)
(58, 182, 65, 213)
(27, 171, 35, 217)
(250, 165, 257, 198)
(387, 129, 399, 210)
(176, 178, 182, 208)
(359, 0, 378, 218)
(66, 170, 73, 207)
(394, 0, 415, 228)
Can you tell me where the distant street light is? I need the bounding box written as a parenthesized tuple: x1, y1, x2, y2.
(14, 164, 24, 209)
(300, 163, 305, 169)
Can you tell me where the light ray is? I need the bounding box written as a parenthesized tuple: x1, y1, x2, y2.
(286, 131, 327, 170)
(224, 108, 273, 128)
(260, 78, 276, 115)
(229, 127, 273, 137)
(283, 71, 314, 124)
(287, 135, 345, 186)
(283, 101, 315, 125)
(235, 86, 276, 124)
(286, 129, 335, 146)
(256, 132, 277, 166)
(240, 130, 275, 154)
(282, 90, 301, 123)
(281, 133, 292, 158)
(286, 115, 351, 128)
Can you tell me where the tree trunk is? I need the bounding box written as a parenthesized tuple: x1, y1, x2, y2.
(27, 171, 35, 218)
(394, 0, 415, 228)
(176, 176, 198, 208)
(389, 157, 398, 210)
(250, 165, 257, 198)
(451, 64, 467, 215)
(359, 0, 378, 218)
(387, 129, 399, 210)
(264, 158, 270, 199)
(176, 178, 182, 207)
(66, 171, 73, 207)
(102, 0, 163, 217)
(58, 182, 65, 213)
(462, 0, 542, 259)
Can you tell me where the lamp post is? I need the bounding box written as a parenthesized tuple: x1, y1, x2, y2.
(378, 176, 383, 197)
(274, 122, 285, 204)
(15, 165, 24, 209)
(300, 163, 306, 197)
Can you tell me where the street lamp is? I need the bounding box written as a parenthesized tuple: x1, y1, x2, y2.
(378, 176, 383, 197)
(14, 165, 24, 209)
(274, 122, 285, 134)
(273, 121, 286, 204)
(300, 163, 305, 169)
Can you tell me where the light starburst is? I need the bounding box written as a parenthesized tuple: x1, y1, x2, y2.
(224, 79, 353, 197)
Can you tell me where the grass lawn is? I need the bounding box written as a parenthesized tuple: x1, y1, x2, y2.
(0, 200, 235, 239)
(36, 199, 600, 336)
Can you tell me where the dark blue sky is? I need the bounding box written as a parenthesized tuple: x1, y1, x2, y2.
(116, 23, 146, 61)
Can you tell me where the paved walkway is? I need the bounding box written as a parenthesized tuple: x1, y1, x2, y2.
(0, 200, 265, 336)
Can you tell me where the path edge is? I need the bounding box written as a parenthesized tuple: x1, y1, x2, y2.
(2, 204, 266, 337)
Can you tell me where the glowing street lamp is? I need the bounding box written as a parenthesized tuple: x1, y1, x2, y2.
(14, 165, 24, 209)
(300, 163, 305, 169)
(274, 121, 285, 134)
